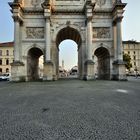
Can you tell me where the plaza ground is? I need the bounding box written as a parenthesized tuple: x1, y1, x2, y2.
(0, 77, 140, 140)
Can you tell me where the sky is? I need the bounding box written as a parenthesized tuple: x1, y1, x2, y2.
(0, 0, 140, 70)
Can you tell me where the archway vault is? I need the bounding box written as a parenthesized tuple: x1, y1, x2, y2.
(27, 47, 44, 81)
(94, 47, 110, 80)
(56, 27, 82, 48)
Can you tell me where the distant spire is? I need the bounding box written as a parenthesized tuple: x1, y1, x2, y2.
(62, 60, 64, 69)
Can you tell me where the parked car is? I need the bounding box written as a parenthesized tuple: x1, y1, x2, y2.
(0, 73, 10, 81)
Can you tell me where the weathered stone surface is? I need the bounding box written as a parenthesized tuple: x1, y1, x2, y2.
(9, 0, 127, 81)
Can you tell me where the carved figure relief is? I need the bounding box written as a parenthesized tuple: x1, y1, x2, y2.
(31, 0, 41, 7)
(93, 27, 110, 38)
(95, 0, 106, 7)
(26, 27, 44, 39)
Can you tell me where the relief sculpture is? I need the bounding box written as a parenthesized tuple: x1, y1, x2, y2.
(93, 27, 110, 38)
(31, 0, 41, 7)
(95, 0, 106, 7)
(26, 27, 44, 39)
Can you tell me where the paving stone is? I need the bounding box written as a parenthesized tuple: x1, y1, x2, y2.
(0, 79, 140, 139)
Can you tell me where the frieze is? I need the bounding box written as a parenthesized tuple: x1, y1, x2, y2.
(93, 27, 110, 38)
(95, 0, 106, 7)
(26, 27, 44, 39)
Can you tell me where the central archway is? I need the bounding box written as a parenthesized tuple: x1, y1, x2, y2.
(56, 27, 82, 79)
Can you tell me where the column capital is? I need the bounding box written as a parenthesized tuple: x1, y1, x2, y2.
(85, 0, 95, 20)
(12, 15, 23, 24)
(112, 1, 126, 23)
(9, 1, 23, 24)
(9, 0, 23, 10)
(41, 0, 52, 18)
(41, 0, 51, 9)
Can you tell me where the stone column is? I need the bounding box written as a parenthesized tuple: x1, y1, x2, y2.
(42, 4, 54, 81)
(116, 18, 123, 60)
(112, 0, 127, 80)
(84, 17, 95, 80)
(83, 0, 95, 80)
(113, 22, 117, 60)
(9, 2, 25, 82)
(14, 18, 20, 62)
(45, 18, 51, 61)
(112, 18, 127, 81)
(87, 18, 93, 60)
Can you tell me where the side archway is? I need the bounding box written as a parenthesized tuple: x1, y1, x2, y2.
(94, 47, 110, 80)
(27, 47, 44, 81)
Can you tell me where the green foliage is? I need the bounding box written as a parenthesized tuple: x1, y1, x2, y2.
(123, 53, 132, 71)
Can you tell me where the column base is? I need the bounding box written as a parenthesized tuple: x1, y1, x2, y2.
(83, 60, 95, 80)
(112, 60, 127, 81)
(10, 61, 26, 82)
(43, 61, 54, 81)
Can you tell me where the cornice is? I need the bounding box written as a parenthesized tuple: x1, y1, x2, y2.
(112, 2, 127, 13)
(22, 8, 44, 15)
(52, 8, 84, 14)
(9, 2, 22, 9)
(93, 9, 112, 16)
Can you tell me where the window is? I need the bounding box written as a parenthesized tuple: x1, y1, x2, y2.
(0, 68, 2, 73)
(0, 50, 2, 56)
(134, 51, 135, 54)
(133, 56, 136, 60)
(6, 68, 9, 73)
(6, 50, 9, 56)
(6, 59, 9, 65)
(134, 62, 136, 66)
(0, 59, 2, 65)
(128, 51, 130, 54)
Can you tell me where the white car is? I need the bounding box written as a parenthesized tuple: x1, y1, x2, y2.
(0, 74, 10, 81)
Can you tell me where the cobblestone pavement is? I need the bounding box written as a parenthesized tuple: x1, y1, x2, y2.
(0, 79, 140, 140)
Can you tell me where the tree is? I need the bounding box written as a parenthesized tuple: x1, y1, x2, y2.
(123, 53, 132, 71)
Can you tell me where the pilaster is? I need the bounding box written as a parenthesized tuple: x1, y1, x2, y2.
(42, 1, 54, 81)
(112, 1, 127, 80)
(9, 1, 25, 82)
(84, 0, 95, 80)
(9, 1, 23, 63)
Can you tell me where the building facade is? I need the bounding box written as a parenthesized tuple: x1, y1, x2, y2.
(0, 42, 14, 74)
(9, 0, 127, 81)
(123, 40, 140, 74)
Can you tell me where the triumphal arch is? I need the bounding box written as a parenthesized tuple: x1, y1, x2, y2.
(9, 0, 127, 81)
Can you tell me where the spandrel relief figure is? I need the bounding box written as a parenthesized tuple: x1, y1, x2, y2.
(26, 27, 44, 39)
(93, 27, 110, 38)
(95, 0, 106, 7)
(31, 0, 41, 7)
